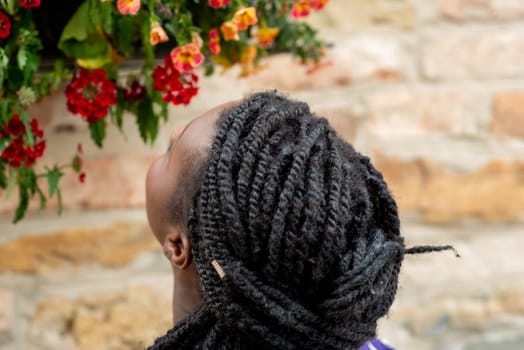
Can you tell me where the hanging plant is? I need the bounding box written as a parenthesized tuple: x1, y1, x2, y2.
(0, 0, 329, 223)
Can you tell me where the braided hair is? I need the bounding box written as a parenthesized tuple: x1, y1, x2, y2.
(149, 91, 455, 350)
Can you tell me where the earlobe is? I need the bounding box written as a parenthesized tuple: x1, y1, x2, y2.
(163, 229, 193, 270)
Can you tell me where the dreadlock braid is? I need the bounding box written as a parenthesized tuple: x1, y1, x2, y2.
(149, 91, 453, 350)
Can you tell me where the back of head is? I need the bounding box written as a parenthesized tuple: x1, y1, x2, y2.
(150, 91, 405, 349)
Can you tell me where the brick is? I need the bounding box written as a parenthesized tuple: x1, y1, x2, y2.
(366, 88, 487, 137)
(57, 155, 154, 210)
(307, 0, 415, 30)
(27, 86, 83, 131)
(0, 289, 12, 335)
(440, 0, 492, 19)
(318, 109, 361, 142)
(28, 298, 75, 350)
(492, 92, 524, 137)
(29, 286, 171, 350)
(390, 284, 524, 336)
(0, 223, 156, 273)
(413, 0, 440, 23)
(246, 34, 409, 91)
(422, 29, 524, 80)
(375, 155, 524, 223)
(440, 0, 524, 20)
(0, 154, 154, 215)
(391, 286, 524, 336)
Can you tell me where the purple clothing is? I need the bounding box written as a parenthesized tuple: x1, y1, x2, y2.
(359, 338, 394, 350)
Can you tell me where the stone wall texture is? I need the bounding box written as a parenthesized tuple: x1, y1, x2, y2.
(1, 0, 524, 349)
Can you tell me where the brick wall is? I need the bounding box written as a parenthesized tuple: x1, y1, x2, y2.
(1, 1, 524, 349)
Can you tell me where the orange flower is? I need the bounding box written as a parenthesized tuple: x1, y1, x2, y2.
(233, 7, 258, 31)
(170, 44, 204, 73)
(150, 21, 169, 45)
(291, 0, 311, 18)
(255, 27, 279, 48)
(220, 21, 239, 41)
(209, 28, 221, 55)
(240, 45, 257, 77)
(117, 0, 140, 15)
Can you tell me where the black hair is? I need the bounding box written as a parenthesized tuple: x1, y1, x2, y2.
(149, 91, 456, 350)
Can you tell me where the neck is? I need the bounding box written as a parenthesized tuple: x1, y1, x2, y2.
(172, 262, 202, 325)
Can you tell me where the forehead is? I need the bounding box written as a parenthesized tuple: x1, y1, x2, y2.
(175, 100, 240, 155)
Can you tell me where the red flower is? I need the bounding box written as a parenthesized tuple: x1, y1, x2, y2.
(170, 44, 204, 73)
(78, 172, 86, 183)
(291, 0, 311, 18)
(30, 118, 43, 138)
(2, 115, 45, 168)
(122, 80, 146, 102)
(1, 120, 46, 168)
(65, 69, 117, 123)
(152, 55, 199, 106)
(209, 28, 221, 55)
(2, 137, 25, 168)
(209, 0, 231, 9)
(25, 140, 46, 167)
(18, 0, 41, 9)
(5, 114, 26, 137)
(0, 11, 11, 40)
(311, 0, 328, 10)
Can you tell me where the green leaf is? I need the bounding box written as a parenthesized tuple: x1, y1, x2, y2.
(56, 188, 63, 216)
(36, 185, 47, 210)
(140, 13, 154, 68)
(19, 111, 34, 147)
(59, 1, 92, 42)
(72, 155, 81, 172)
(100, 0, 113, 34)
(4, 164, 17, 201)
(205, 64, 214, 76)
(0, 100, 9, 124)
(51, 60, 68, 90)
(113, 16, 135, 57)
(0, 161, 7, 189)
(46, 168, 63, 198)
(23, 51, 40, 84)
(160, 101, 168, 122)
(13, 184, 29, 223)
(17, 46, 27, 70)
(136, 97, 158, 144)
(164, 22, 176, 38)
(114, 91, 125, 131)
(88, 118, 106, 147)
(0, 136, 6, 154)
(0, 48, 8, 87)
(58, 0, 113, 66)
(26, 168, 38, 195)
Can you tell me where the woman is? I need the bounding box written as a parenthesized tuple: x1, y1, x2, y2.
(145, 91, 452, 349)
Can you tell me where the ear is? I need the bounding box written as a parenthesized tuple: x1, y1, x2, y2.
(163, 228, 193, 270)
